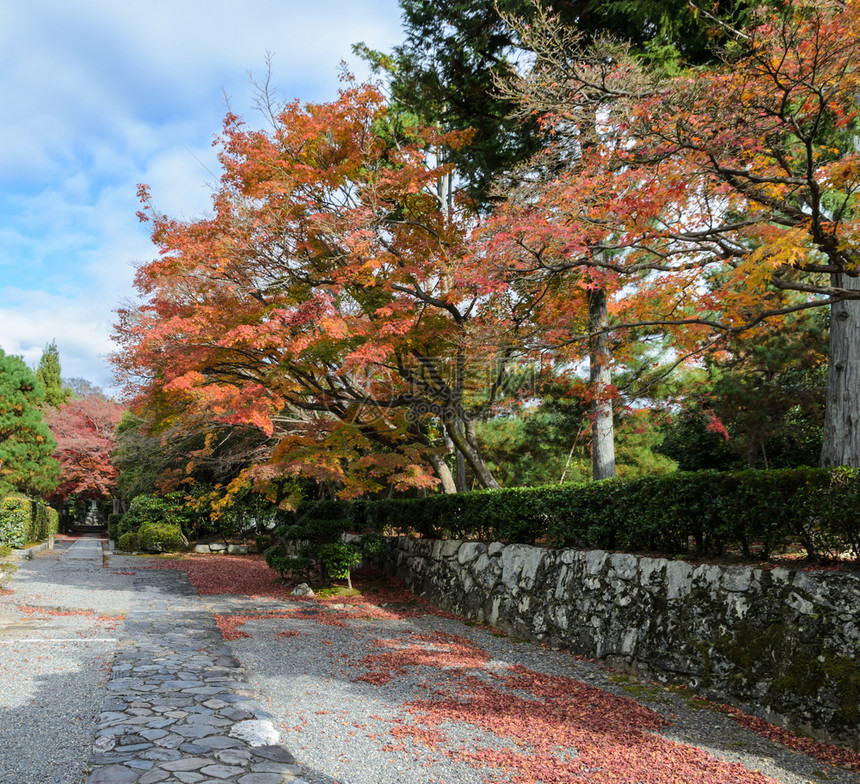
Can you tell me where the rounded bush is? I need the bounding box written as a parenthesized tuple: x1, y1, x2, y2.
(138, 523, 188, 553)
(117, 532, 139, 552)
(120, 493, 196, 538)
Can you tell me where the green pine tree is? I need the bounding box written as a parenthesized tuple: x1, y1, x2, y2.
(357, 0, 756, 211)
(35, 340, 71, 408)
(0, 349, 60, 497)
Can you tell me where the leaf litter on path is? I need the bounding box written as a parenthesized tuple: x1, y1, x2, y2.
(150, 554, 860, 783)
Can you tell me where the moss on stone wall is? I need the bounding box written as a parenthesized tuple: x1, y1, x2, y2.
(382, 536, 860, 749)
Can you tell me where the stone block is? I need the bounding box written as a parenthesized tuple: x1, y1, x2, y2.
(519, 547, 546, 590)
(160, 758, 210, 772)
(559, 548, 577, 565)
(666, 560, 693, 600)
(457, 541, 485, 565)
(638, 557, 664, 587)
(550, 603, 569, 631)
(229, 719, 280, 746)
(250, 744, 297, 763)
(610, 552, 638, 581)
(722, 565, 752, 592)
(86, 765, 140, 784)
(500, 544, 528, 590)
(691, 563, 722, 592)
(238, 773, 288, 784)
(201, 764, 245, 778)
(584, 550, 608, 575)
(786, 591, 815, 615)
(554, 565, 569, 600)
(138, 771, 170, 784)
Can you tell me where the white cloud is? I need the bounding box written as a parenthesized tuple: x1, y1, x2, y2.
(0, 0, 403, 387)
(0, 289, 119, 388)
(0, 1, 402, 184)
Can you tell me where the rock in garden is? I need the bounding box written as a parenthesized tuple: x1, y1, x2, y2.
(228, 720, 280, 746)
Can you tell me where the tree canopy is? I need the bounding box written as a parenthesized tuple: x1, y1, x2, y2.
(114, 83, 520, 497)
(35, 340, 72, 408)
(484, 0, 860, 467)
(44, 393, 125, 503)
(0, 349, 59, 497)
(112, 0, 860, 503)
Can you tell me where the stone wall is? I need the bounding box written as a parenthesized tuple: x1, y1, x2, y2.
(193, 543, 252, 555)
(379, 536, 860, 749)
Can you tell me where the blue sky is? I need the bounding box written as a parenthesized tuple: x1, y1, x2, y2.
(0, 0, 402, 392)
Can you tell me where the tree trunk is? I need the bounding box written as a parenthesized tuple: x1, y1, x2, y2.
(444, 417, 500, 489)
(455, 451, 467, 492)
(588, 287, 617, 481)
(427, 451, 457, 494)
(821, 273, 860, 467)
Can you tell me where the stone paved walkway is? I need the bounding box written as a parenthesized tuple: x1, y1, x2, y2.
(80, 540, 307, 784)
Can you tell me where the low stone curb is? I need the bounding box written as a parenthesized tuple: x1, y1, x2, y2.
(8, 536, 54, 560)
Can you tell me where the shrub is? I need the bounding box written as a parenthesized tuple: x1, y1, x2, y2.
(107, 513, 123, 541)
(356, 467, 860, 563)
(317, 541, 362, 589)
(137, 523, 188, 553)
(265, 503, 374, 586)
(45, 505, 59, 538)
(0, 561, 16, 587)
(0, 495, 56, 547)
(33, 503, 51, 540)
(0, 496, 30, 548)
(117, 532, 139, 552)
(0, 544, 14, 585)
(264, 546, 314, 582)
(360, 532, 387, 559)
(120, 493, 197, 538)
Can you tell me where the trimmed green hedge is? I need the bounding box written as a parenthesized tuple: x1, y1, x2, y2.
(107, 513, 123, 542)
(0, 495, 59, 548)
(319, 468, 858, 563)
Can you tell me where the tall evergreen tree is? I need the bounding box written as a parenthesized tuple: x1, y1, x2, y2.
(35, 340, 71, 408)
(0, 349, 60, 497)
(358, 0, 752, 209)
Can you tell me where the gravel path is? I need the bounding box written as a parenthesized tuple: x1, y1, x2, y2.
(2, 543, 857, 784)
(202, 593, 858, 784)
(0, 537, 132, 784)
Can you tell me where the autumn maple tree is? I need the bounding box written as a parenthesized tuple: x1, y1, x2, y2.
(483, 0, 860, 467)
(44, 393, 125, 504)
(114, 83, 523, 497)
